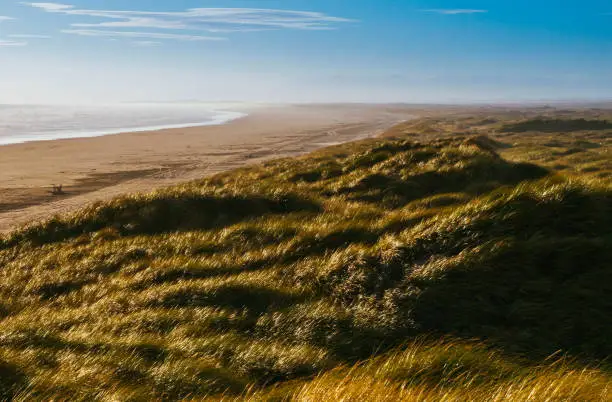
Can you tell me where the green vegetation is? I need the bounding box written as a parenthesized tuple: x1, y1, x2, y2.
(0, 113, 611, 400)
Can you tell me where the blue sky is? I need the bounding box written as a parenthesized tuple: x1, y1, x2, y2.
(1, 1, 611, 103)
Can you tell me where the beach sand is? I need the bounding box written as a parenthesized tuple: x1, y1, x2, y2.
(0, 104, 419, 232)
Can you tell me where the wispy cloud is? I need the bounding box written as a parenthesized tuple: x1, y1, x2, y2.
(61, 29, 226, 42)
(24, 3, 354, 36)
(26, 2, 73, 11)
(131, 41, 162, 47)
(0, 39, 27, 47)
(1, 17, 31, 47)
(423, 9, 488, 15)
(9, 34, 51, 39)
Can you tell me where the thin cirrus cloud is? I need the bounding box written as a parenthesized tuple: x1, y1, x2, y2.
(0, 17, 28, 47)
(25, 2, 73, 11)
(423, 9, 488, 15)
(131, 41, 162, 47)
(0, 40, 27, 47)
(61, 29, 226, 42)
(23, 3, 355, 43)
(9, 34, 52, 39)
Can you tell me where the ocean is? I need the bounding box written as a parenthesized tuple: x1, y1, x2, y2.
(0, 103, 246, 146)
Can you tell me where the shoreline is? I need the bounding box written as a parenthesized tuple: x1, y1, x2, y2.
(0, 110, 248, 146)
(0, 104, 420, 232)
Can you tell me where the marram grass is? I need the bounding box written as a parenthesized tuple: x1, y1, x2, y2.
(248, 340, 611, 402)
(0, 117, 610, 400)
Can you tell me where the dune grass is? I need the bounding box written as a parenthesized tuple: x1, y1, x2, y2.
(0, 113, 610, 400)
(250, 339, 611, 401)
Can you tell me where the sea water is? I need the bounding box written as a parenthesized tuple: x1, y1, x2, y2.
(0, 103, 246, 146)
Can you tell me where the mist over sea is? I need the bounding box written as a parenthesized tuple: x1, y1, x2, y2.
(0, 103, 246, 146)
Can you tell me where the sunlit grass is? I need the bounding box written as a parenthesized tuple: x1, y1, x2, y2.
(251, 340, 610, 402)
(0, 112, 610, 400)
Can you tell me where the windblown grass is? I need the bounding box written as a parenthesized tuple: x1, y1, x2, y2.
(0, 113, 610, 400)
(251, 340, 611, 401)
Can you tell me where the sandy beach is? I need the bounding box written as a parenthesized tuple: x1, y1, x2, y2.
(0, 104, 418, 232)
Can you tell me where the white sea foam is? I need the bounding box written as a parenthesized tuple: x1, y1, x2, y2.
(0, 103, 247, 146)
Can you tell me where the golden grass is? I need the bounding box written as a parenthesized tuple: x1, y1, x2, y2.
(281, 342, 611, 402)
(0, 111, 610, 400)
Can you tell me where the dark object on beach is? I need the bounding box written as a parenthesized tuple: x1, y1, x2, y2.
(50, 184, 65, 196)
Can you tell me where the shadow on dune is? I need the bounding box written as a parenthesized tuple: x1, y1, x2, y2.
(0, 360, 27, 401)
(273, 181, 612, 364)
(1, 192, 321, 247)
(148, 284, 308, 315)
(339, 158, 549, 208)
(376, 183, 612, 362)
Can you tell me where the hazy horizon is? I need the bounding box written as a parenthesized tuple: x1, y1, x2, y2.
(1, 1, 612, 104)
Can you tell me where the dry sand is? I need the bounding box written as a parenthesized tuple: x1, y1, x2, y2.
(0, 104, 420, 232)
